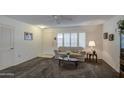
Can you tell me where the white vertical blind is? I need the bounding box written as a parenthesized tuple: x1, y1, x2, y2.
(57, 32, 86, 48)
(64, 33, 70, 47)
(57, 33, 63, 47)
(71, 33, 77, 47)
(79, 33, 86, 48)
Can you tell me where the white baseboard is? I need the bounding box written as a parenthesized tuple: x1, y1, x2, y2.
(38, 53, 54, 58)
(0, 65, 10, 70)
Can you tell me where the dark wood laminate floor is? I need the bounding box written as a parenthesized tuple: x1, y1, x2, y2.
(0, 57, 119, 78)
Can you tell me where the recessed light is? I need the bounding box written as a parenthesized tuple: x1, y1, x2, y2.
(38, 25, 48, 29)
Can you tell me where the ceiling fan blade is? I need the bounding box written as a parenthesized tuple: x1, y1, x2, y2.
(55, 19, 61, 24)
(51, 15, 72, 24)
(52, 15, 61, 24)
(60, 15, 72, 21)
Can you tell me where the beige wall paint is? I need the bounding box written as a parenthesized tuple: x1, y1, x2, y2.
(103, 15, 124, 72)
(0, 16, 42, 70)
(41, 25, 103, 59)
(1, 15, 122, 72)
(0, 15, 121, 73)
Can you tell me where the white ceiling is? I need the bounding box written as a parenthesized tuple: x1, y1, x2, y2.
(5, 15, 115, 27)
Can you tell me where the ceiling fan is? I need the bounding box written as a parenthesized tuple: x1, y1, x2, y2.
(52, 15, 72, 24)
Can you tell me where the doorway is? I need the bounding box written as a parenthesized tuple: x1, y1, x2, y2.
(0, 24, 14, 70)
(120, 33, 124, 77)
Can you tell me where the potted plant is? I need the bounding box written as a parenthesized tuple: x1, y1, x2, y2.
(67, 52, 70, 59)
(117, 20, 124, 34)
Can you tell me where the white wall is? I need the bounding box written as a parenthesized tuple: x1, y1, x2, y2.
(1, 15, 121, 72)
(103, 15, 124, 72)
(41, 15, 122, 72)
(0, 15, 121, 72)
(42, 25, 103, 59)
(0, 16, 42, 70)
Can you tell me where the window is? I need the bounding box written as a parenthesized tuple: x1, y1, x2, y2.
(71, 33, 77, 47)
(79, 33, 86, 48)
(64, 33, 70, 47)
(57, 33, 63, 47)
(57, 32, 86, 47)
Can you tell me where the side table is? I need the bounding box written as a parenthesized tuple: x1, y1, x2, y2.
(86, 52, 97, 63)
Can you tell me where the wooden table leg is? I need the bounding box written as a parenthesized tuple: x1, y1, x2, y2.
(75, 62, 78, 67)
(87, 53, 88, 60)
(59, 60, 61, 66)
(93, 54, 97, 63)
(96, 54, 97, 63)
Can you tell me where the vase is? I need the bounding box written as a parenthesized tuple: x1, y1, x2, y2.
(67, 55, 70, 59)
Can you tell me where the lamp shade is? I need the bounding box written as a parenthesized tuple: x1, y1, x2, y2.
(88, 41, 96, 47)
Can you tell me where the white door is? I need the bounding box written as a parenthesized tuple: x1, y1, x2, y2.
(0, 24, 14, 70)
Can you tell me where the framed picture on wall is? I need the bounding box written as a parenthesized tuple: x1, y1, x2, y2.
(109, 34, 114, 41)
(24, 32, 33, 40)
(103, 32, 108, 39)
